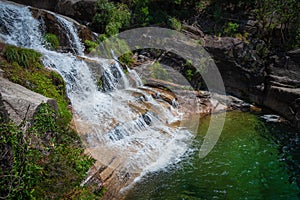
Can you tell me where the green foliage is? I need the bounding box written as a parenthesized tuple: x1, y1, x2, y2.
(196, 1, 208, 13)
(213, 5, 222, 22)
(0, 122, 42, 199)
(4, 45, 42, 68)
(84, 39, 98, 53)
(168, 17, 182, 31)
(65, 186, 107, 199)
(44, 33, 59, 50)
(2, 47, 71, 124)
(131, 0, 150, 26)
(223, 22, 239, 36)
(254, 0, 300, 46)
(98, 34, 108, 42)
(185, 69, 193, 81)
(119, 52, 134, 66)
(293, 16, 300, 47)
(0, 104, 99, 199)
(150, 61, 169, 80)
(93, 0, 130, 36)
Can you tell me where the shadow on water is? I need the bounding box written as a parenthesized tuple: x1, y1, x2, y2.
(124, 111, 300, 200)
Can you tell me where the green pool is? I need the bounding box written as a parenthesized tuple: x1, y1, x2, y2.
(125, 111, 300, 199)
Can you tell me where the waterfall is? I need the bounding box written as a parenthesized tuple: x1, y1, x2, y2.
(54, 14, 85, 55)
(0, 3, 43, 48)
(0, 1, 193, 185)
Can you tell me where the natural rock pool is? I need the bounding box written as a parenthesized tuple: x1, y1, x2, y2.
(125, 111, 300, 199)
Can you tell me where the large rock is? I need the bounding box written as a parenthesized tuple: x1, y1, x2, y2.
(8, 0, 59, 11)
(264, 49, 300, 129)
(54, 0, 97, 23)
(204, 35, 300, 129)
(29, 7, 95, 53)
(203, 36, 266, 104)
(0, 77, 57, 125)
(9, 0, 97, 24)
(264, 86, 300, 129)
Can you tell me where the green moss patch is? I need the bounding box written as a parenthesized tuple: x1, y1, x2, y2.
(44, 33, 60, 50)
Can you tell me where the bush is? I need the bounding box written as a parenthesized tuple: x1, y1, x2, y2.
(254, 0, 300, 47)
(223, 22, 239, 36)
(119, 52, 134, 66)
(44, 33, 59, 50)
(185, 69, 193, 81)
(4, 45, 42, 68)
(93, 0, 130, 36)
(0, 104, 99, 199)
(131, 0, 150, 26)
(84, 39, 98, 53)
(168, 17, 182, 31)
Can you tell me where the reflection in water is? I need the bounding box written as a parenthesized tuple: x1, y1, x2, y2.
(125, 111, 300, 199)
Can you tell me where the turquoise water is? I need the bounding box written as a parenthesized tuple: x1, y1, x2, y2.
(125, 111, 300, 199)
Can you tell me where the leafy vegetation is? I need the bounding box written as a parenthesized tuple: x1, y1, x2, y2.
(119, 52, 135, 66)
(93, 0, 130, 36)
(0, 104, 103, 199)
(185, 69, 193, 81)
(168, 17, 182, 31)
(223, 22, 239, 36)
(44, 33, 60, 50)
(4, 45, 42, 69)
(254, 0, 300, 47)
(84, 39, 99, 53)
(2, 45, 71, 125)
(90, 0, 299, 49)
(0, 43, 105, 199)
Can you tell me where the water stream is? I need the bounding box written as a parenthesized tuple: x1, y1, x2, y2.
(1, 1, 299, 199)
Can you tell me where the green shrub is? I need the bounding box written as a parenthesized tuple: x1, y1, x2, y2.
(132, 0, 150, 26)
(168, 17, 182, 31)
(223, 22, 239, 36)
(119, 52, 134, 66)
(0, 104, 99, 199)
(44, 33, 59, 50)
(84, 39, 98, 53)
(93, 0, 130, 36)
(4, 45, 42, 68)
(98, 34, 108, 42)
(97, 79, 103, 91)
(185, 69, 193, 81)
(254, 0, 300, 47)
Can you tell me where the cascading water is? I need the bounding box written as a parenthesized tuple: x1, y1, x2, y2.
(0, 0, 194, 188)
(54, 14, 85, 55)
(0, 3, 43, 48)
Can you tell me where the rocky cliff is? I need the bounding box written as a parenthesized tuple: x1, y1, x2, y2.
(202, 34, 300, 130)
